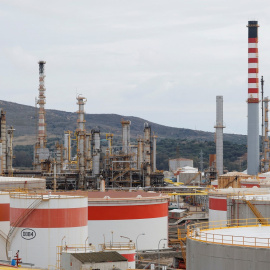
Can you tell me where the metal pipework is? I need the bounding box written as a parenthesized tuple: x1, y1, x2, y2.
(247, 21, 260, 175)
(215, 96, 225, 175)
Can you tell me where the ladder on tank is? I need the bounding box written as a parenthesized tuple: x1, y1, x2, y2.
(244, 199, 268, 225)
(6, 197, 43, 257)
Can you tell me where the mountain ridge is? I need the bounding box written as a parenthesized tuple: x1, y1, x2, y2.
(0, 100, 246, 145)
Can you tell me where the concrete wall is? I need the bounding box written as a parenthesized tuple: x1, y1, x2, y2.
(187, 238, 270, 270)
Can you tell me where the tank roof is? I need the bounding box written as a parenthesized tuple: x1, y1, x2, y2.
(209, 187, 270, 196)
(202, 226, 270, 247)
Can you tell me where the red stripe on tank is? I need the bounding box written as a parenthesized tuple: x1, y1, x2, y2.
(88, 203, 168, 220)
(248, 88, 259, 93)
(248, 48, 258, 53)
(0, 204, 10, 221)
(10, 207, 88, 228)
(248, 38, 258, 43)
(248, 78, 258, 83)
(248, 68, 259, 73)
(248, 58, 258, 63)
(209, 198, 227, 211)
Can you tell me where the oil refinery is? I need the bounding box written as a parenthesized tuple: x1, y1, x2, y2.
(1, 20, 270, 270)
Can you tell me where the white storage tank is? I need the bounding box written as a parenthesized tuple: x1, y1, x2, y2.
(187, 219, 270, 270)
(87, 191, 169, 251)
(0, 191, 10, 260)
(209, 188, 270, 225)
(8, 193, 88, 269)
(0, 177, 46, 191)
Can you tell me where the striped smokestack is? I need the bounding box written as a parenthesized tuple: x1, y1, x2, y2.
(247, 21, 260, 175)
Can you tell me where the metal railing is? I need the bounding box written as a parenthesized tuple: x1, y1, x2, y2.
(187, 218, 270, 248)
(100, 242, 136, 250)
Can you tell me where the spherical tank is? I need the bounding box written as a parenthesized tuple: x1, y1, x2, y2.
(9, 193, 88, 269)
(0, 192, 10, 260)
(87, 191, 169, 251)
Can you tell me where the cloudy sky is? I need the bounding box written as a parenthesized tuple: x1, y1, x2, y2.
(1, 0, 270, 135)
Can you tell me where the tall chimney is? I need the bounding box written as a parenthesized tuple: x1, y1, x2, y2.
(247, 21, 260, 175)
(38, 61, 47, 149)
(215, 96, 224, 175)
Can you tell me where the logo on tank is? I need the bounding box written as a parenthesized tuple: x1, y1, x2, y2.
(21, 228, 36, 240)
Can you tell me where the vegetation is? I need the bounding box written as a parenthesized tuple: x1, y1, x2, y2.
(156, 139, 247, 172)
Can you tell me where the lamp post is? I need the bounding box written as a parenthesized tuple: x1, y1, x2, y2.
(135, 233, 145, 263)
(120, 235, 131, 241)
(158, 238, 167, 270)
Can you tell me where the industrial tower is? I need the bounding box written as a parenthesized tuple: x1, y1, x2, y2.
(34, 61, 49, 171)
(247, 21, 260, 175)
(215, 96, 225, 175)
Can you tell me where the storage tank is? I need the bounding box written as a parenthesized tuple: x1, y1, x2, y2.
(0, 192, 10, 260)
(209, 188, 270, 224)
(228, 193, 270, 221)
(0, 177, 46, 191)
(187, 218, 270, 270)
(87, 191, 169, 251)
(101, 241, 136, 268)
(8, 193, 88, 269)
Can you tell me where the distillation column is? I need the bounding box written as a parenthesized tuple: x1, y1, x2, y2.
(121, 120, 131, 154)
(247, 21, 260, 175)
(152, 135, 157, 173)
(6, 127, 15, 176)
(85, 133, 91, 171)
(137, 138, 143, 171)
(55, 142, 63, 174)
(263, 97, 270, 171)
(215, 96, 225, 175)
(34, 61, 49, 171)
(92, 130, 101, 177)
(63, 131, 71, 169)
(76, 96, 87, 189)
(144, 123, 151, 186)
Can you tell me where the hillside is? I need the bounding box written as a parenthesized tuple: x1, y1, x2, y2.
(0, 100, 246, 145)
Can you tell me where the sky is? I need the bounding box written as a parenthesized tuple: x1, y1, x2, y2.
(1, 0, 270, 135)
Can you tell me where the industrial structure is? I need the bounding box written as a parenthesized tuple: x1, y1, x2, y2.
(19, 61, 163, 190)
(87, 190, 168, 251)
(187, 219, 270, 270)
(247, 21, 260, 175)
(215, 96, 224, 176)
(34, 61, 50, 172)
(8, 193, 88, 269)
(261, 96, 270, 172)
(0, 188, 169, 269)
